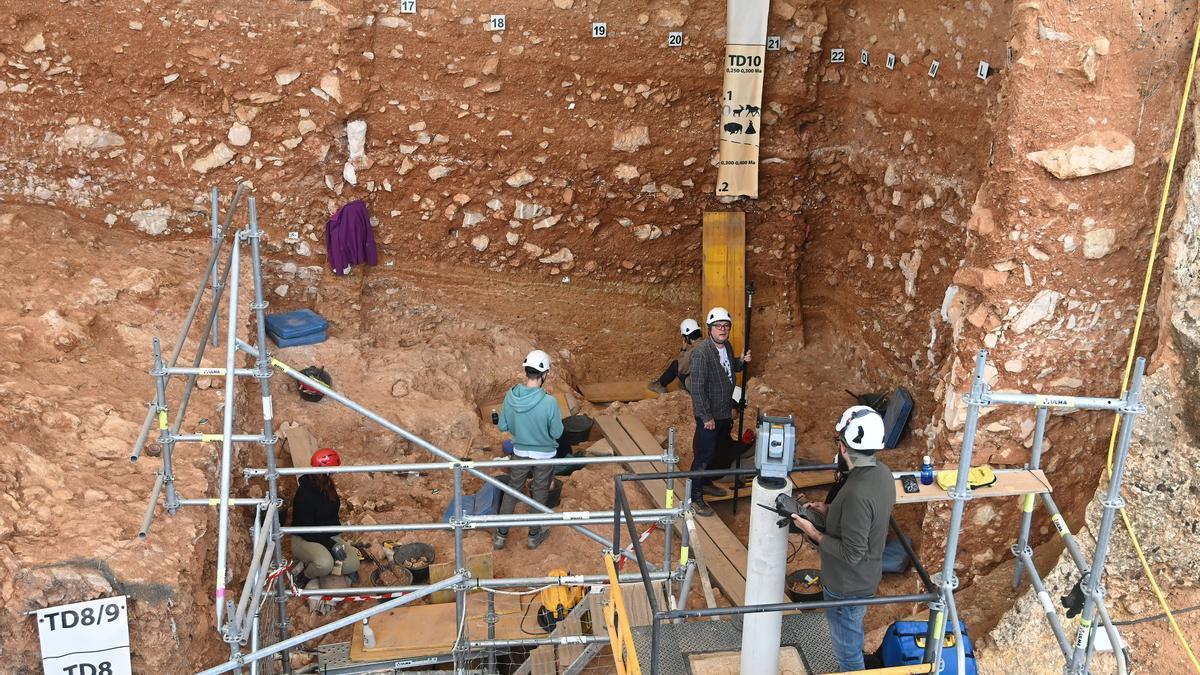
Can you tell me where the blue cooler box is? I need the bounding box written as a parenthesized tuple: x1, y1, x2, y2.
(881, 620, 977, 674)
(264, 309, 328, 348)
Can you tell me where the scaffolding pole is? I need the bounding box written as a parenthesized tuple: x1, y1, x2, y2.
(245, 197, 292, 672)
(214, 233, 243, 632)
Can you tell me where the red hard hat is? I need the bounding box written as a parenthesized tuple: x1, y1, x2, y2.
(311, 448, 341, 467)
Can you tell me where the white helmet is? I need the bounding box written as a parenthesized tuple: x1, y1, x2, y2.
(706, 307, 732, 325)
(679, 318, 701, 336)
(522, 349, 551, 374)
(836, 405, 886, 452)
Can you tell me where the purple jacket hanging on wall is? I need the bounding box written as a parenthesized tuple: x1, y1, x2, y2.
(325, 200, 378, 276)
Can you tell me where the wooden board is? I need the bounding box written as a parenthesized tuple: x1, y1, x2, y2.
(598, 413, 752, 605)
(690, 647, 806, 675)
(702, 212, 746, 355)
(428, 552, 493, 604)
(894, 469, 1052, 505)
(350, 592, 528, 661)
(588, 581, 664, 628)
(579, 380, 677, 403)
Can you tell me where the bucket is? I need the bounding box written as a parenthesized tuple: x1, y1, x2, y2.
(561, 415, 594, 447)
(392, 542, 436, 584)
(785, 568, 824, 602)
(546, 477, 564, 509)
(298, 366, 332, 402)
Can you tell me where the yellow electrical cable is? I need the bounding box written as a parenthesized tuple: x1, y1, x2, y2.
(1101, 18, 1200, 672)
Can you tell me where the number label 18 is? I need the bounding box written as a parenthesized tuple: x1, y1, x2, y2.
(489, 14, 506, 31)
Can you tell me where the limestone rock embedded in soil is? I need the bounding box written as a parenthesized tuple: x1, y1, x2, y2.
(191, 143, 235, 174)
(505, 169, 535, 188)
(1011, 289, 1062, 333)
(59, 125, 125, 151)
(1027, 130, 1135, 179)
(1082, 228, 1117, 259)
(131, 207, 172, 235)
(227, 123, 252, 147)
(612, 126, 651, 153)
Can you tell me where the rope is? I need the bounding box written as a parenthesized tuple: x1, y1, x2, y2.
(1100, 17, 1200, 672)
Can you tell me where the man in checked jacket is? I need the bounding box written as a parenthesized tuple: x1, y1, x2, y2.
(687, 306, 751, 516)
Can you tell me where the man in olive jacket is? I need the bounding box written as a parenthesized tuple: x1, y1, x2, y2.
(792, 406, 896, 671)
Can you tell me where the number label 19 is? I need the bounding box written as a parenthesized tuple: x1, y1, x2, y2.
(928, 60, 940, 78)
(489, 14, 506, 31)
(591, 22, 607, 38)
(766, 36, 780, 51)
(399, 0, 416, 13)
(667, 32, 683, 47)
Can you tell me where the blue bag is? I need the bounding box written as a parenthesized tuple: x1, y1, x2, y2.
(880, 620, 977, 674)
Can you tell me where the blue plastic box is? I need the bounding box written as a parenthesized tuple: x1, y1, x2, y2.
(264, 309, 328, 347)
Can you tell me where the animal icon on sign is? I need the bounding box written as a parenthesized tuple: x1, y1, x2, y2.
(723, 122, 743, 135)
(735, 104, 761, 117)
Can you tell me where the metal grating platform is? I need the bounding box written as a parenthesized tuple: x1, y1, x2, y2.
(631, 612, 839, 675)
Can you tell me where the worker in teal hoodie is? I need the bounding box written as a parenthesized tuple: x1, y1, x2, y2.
(494, 349, 564, 550)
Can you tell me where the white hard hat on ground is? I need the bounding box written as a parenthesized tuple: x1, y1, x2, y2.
(522, 349, 551, 373)
(679, 318, 701, 336)
(706, 307, 732, 325)
(836, 405, 886, 452)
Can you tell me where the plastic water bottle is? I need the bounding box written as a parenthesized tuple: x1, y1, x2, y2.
(362, 618, 376, 649)
(920, 455, 935, 485)
(491, 408, 499, 425)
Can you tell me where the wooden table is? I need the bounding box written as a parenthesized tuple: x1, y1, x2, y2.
(893, 469, 1052, 504)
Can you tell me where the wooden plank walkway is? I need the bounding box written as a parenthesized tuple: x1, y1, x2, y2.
(597, 414, 749, 606)
(579, 380, 678, 403)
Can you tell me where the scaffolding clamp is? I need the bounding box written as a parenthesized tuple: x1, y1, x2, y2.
(947, 487, 974, 502)
(1100, 495, 1126, 510)
(1010, 543, 1033, 559)
(931, 572, 960, 593)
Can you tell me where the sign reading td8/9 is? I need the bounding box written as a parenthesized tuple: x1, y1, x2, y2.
(36, 596, 132, 675)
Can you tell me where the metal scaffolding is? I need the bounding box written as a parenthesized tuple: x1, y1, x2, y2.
(135, 188, 1144, 675)
(135, 186, 688, 674)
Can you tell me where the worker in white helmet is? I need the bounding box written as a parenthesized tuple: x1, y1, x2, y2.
(686, 307, 751, 517)
(648, 317, 703, 394)
(791, 405, 895, 672)
(494, 349, 563, 551)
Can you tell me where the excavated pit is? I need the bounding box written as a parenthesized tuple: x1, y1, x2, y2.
(2, 0, 1199, 672)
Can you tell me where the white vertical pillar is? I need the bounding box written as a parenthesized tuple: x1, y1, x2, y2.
(740, 476, 791, 674)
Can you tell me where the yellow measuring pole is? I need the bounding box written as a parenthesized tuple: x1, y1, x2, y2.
(602, 553, 642, 675)
(702, 211, 746, 354)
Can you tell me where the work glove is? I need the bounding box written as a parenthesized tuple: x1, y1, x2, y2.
(1061, 578, 1085, 618)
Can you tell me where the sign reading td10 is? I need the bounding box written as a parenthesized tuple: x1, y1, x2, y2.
(728, 54, 763, 67)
